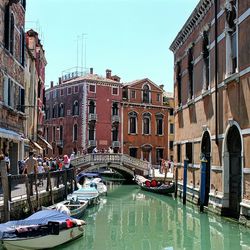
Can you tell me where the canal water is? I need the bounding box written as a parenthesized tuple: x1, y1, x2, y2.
(54, 184, 250, 250)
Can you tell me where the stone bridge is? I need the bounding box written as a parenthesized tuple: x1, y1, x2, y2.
(70, 153, 150, 178)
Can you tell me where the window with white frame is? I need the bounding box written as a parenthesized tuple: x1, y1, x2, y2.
(143, 113, 151, 135)
(186, 142, 193, 163)
(187, 45, 194, 99)
(3, 76, 24, 112)
(156, 113, 163, 135)
(225, 0, 238, 76)
(176, 61, 182, 106)
(59, 103, 64, 117)
(72, 100, 79, 115)
(142, 84, 150, 103)
(74, 85, 79, 94)
(89, 84, 96, 93)
(202, 29, 210, 90)
(131, 90, 136, 99)
(67, 87, 72, 95)
(128, 111, 137, 134)
(112, 87, 118, 95)
(89, 100, 96, 114)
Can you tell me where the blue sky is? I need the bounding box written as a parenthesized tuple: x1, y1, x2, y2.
(26, 0, 198, 92)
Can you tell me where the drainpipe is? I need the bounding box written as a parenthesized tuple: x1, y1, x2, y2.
(215, 0, 219, 145)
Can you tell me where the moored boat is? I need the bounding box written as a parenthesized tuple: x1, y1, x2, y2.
(67, 186, 100, 206)
(45, 199, 89, 219)
(0, 210, 85, 250)
(77, 172, 108, 195)
(134, 175, 175, 195)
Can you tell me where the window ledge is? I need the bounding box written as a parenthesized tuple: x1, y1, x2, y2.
(224, 72, 240, 85)
(187, 98, 194, 106)
(202, 88, 211, 97)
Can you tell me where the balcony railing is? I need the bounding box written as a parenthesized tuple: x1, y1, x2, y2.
(88, 113, 97, 122)
(88, 140, 96, 147)
(112, 115, 120, 123)
(112, 141, 120, 148)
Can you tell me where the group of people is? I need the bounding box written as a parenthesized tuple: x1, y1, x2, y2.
(18, 151, 75, 175)
(92, 146, 114, 154)
(159, 158, 174, 174)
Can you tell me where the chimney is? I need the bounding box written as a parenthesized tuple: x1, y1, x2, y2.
(58, 77, 62, 85)
(50, 81, 54, 88)
(90, 67, 93, 74)
(106, 69, 111, 79)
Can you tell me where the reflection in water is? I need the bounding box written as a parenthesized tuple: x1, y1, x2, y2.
(51, 184, 250, 250)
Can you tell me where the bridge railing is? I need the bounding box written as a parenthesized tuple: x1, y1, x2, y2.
(71, 153, 150, 174)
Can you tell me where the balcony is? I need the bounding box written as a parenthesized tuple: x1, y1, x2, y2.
(88, 113, 97, 122)
(88, 140, 96, 147)
(112, 141, 120, 148)
(112, 115, 120, 123)
(56, 140, 64, 148)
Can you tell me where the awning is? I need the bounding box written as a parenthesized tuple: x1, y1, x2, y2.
(37, 135, 53, 150)
(30, 140, 43, 151)
(0, 127, 22, 141)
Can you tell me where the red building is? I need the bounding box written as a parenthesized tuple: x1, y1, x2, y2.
(122, 79, 169, 167)
(44, 69, 122, 156)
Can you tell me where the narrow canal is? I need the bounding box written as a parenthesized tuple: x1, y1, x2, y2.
(53, 184, 250, 250)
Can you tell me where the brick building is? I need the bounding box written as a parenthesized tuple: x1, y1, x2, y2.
(0, 0, 26, 173)
(44, 69, 122, 157)
(170, 0, 250, 219)
(122, 79, 169, 167)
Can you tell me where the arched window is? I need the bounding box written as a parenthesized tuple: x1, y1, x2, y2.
(142, 84, 150, 103)
(89, 100, 95, 114)
(59, 103, 64, 117)
(143, 113, 151, 135)
(112, 102, 118, 116)
(73, 124, 78, 141)
(73, 101, 79, 115)
(129, 111, 137, 134)
(156, 113, 164, 135)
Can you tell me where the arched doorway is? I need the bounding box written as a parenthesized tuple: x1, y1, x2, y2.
(227, 125, 242, 218)
(201, 131, 211, 206)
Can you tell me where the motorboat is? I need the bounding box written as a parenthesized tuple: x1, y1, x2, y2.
(0, 210, 85, 250)
(77, 172, 108, 195)
(67, 186, 100, 206)
(44, 198, 89, 219)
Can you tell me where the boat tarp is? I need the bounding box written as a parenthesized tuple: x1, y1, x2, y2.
(0, 210, 73, 239)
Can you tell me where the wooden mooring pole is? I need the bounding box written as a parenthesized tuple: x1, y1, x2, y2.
(0, 159, 10, 222)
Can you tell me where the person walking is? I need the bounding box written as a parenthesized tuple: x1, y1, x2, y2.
(23, 151, 38, 175)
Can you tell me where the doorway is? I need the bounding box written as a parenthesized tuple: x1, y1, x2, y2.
(227, 125, 242, 218)
(201, 131, 211, 206)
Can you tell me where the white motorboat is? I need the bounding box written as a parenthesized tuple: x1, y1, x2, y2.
(0, 210, 85, 250)
(67, 186, 100, 206)
(77, 172, 107, 195)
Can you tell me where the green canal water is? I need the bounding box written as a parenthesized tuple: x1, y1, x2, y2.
(55, 184, 250, 250)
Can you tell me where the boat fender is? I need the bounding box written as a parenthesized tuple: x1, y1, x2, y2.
(66, 219, 74, 228)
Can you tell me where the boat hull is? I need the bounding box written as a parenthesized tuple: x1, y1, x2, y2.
(140, 183, 175, 195)
(2, 226, 84, 250)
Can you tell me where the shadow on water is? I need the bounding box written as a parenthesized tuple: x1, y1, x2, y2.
(31, 185, 250, 250)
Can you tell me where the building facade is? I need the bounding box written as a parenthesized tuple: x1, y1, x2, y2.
(44, 69, 123, 157)
(0, 0, 26, 173)
(122, 79, 169, 167)
(24, 29, 49, 157)
(170, 0, 250, 219)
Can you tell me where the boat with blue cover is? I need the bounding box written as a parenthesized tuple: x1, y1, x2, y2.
(0, 210, 85, 249)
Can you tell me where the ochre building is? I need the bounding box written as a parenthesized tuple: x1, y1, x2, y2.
(170, 0, 250, 220)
